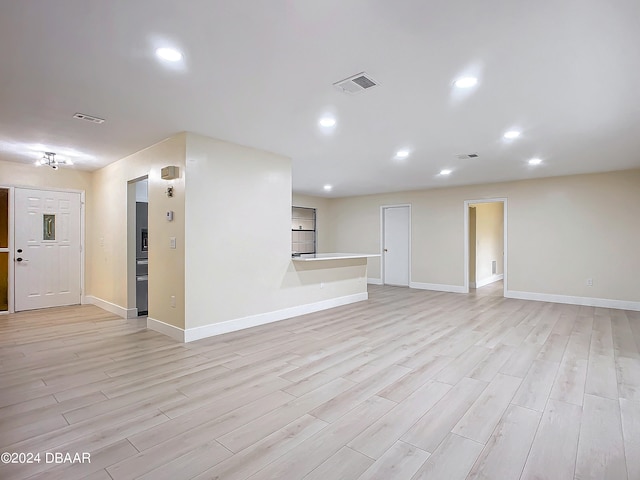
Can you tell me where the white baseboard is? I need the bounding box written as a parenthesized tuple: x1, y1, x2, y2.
(367, 278, 383, 285)
(85, 295, 138, 319)
(410, 282, 466, 294)
(147, 317, 185, 342)
(183, 292, 368, 343)
(505, 290, 640, 312)
(476, 274, 504, 288)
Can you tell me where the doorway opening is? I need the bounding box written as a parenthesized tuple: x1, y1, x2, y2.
(464, 198, 507, 296)
(127, 177, 148, 317)
(381, 204, 411, 287)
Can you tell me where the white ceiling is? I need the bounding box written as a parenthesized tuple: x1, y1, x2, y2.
(1, 0, 639, 197)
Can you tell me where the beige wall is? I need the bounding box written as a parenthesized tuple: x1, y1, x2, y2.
(0, 158, 93, 191)
(90, 135, 186, 328)
(292, 193, 332, 253)
(184, 133, 366, 329)
(329, 169, 640, 302)
(473, 202, 504, 282)
(4, 148, 637, 327)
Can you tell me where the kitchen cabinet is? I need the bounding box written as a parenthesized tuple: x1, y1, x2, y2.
(292, 206, 316, 255)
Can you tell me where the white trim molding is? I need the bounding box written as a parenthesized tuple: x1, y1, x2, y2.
(505, 290, 640, 312)
(85, 295, 138, 319)
(475, 274, 504, 289)
(182, 292, 368, 343)
(147, 317, 185, 342)
(367, 278, 383, 285)
(410, 282, 466, 294)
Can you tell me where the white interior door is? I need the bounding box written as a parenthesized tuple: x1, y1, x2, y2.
(383, 206, 410, 286)
(14, 188, 81, 311)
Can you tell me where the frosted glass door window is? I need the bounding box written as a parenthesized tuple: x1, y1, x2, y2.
(0, 188, 8, 311)
(0, 252, 7, 311)
(0, 188, 7, 248)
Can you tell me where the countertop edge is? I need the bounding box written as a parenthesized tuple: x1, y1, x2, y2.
(292, 253, 381, 262)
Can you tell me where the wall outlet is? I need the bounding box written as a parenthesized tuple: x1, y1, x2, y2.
(586, 278, 593, 286)
(320, 282, 324, 289)
(169, 237, 176, 249)
(170, 295, 176, 308)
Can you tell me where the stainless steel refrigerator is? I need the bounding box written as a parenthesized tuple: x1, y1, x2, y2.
(136, 202, 148, 315)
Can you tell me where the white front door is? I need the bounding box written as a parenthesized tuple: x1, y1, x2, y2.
(14, 188, 82, 311)
(383, 206, 410, 286)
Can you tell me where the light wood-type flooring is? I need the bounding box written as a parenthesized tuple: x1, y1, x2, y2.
(1, 282, 639, 480)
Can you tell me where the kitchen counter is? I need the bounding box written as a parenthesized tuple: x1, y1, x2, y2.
(292, 253, 380, 262)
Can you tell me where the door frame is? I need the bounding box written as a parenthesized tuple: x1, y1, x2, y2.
(380, 204, 412, 286)
(8, 185, 86, 313)
(463, 197, 507, 296)
(127, 175, 149, 315)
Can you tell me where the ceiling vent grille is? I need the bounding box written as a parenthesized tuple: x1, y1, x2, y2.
(333, 72, 379, 94)
(456, 153, 479, 159)
(73, 113, 105, 124)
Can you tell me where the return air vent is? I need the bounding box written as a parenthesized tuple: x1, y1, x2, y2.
(333, 72, 379, 94)
(456, 153, 479, 159)
(73, 113, 105, 124)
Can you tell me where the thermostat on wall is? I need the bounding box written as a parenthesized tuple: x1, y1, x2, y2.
(161, 166, 179, 180)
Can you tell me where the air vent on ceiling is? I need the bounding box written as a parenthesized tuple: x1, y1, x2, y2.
(73, 113, 105, 124)
(333, 72, 379, 94)
(456, 153, 479, 159)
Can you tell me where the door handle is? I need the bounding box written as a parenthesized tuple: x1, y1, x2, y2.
(384, 249, 388, 252)
(16, 257, 23, 262)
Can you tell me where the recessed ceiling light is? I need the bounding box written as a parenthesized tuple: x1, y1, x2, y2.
(319, 117, 336, 128)
(440, 169, 452, 175)
(155, 47, 183, 62)
(503, 130, 521, 139)
(454, 77, 478, 88)
(323, 184, 333, 191)
(528, 158, 542, 165)
(395, 149, 410, 159)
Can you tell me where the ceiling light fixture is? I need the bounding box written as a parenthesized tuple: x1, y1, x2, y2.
(440, 169, 452, 175)
(503, 130, 521, 139)
(395, 149, 410, 159)
(319, 117, 336, 128)
(323, 184, 333, 191)
(528, 158, 542, 165)
(155, 47, 183, 62)
(38, 152, 60, 170)
(454, 77, 478, 88)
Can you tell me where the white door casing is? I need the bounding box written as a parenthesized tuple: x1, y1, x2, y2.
(463, 198, 508, 296)
(14, 188, 82, 311)
(382, 205, 410, 286)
